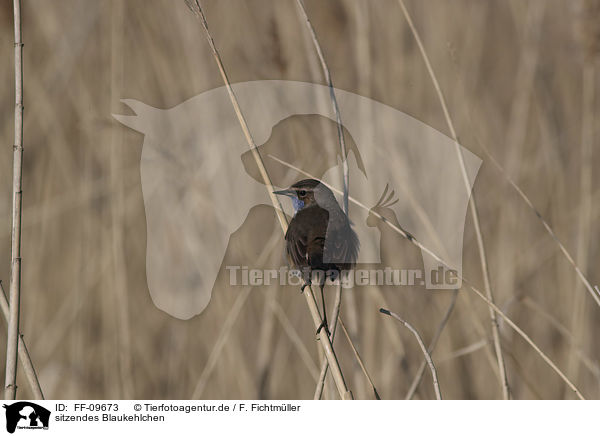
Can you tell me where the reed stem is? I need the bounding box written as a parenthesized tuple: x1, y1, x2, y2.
(5, 0, 25, 400)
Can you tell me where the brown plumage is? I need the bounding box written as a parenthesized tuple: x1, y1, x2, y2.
(274, 179, 359, 333)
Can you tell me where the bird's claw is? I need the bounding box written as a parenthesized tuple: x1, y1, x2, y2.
(301, 281, 312, 293)
(316, 320, 330, 336)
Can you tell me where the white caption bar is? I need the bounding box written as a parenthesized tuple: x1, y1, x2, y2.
(0, 400, 595, 435)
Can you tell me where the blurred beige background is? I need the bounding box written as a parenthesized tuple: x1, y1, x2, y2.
(0, 0, 598, 399)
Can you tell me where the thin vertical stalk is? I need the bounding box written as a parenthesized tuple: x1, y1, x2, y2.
(184, 0, 352, 400)
(339, 318, 380, 399)
(5, 0, 24, 400)
(313, 288, 340, 400)
(396, 0, 510, 399)
(294, 0, 349, 212)
(567, 60, 595, 387)
(293, 0, 355, 400)
(405, 290, 458, 399)
(380, 309, 442, 400)
(109, 0, 134, 399)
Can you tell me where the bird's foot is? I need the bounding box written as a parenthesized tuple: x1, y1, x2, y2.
(316, 320, 330, 336)
(401, 226, 415, 242)
(326, 269, 340, 283)
(301, 280, 312, 293)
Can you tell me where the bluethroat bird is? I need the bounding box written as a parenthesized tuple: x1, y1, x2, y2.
(274, 179, 359, 334)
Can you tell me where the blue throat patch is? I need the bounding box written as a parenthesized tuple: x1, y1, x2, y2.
(292, 197, 305, 213)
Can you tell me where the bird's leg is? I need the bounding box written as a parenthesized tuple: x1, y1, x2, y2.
(316, 276, 330, 336)
(300, 267, 312, 293)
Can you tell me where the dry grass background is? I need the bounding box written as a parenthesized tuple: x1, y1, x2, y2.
(0, 0, 598, 399)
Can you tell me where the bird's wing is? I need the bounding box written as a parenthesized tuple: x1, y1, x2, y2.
(305, 208, 331, 269)
(285, 225, 307, 268)
(328, 223, 359, 267)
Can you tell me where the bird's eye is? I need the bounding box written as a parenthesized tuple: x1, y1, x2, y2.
(298, 190, 306, 197)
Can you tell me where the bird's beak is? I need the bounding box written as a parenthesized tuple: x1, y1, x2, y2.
(273, 189, 294, 197)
